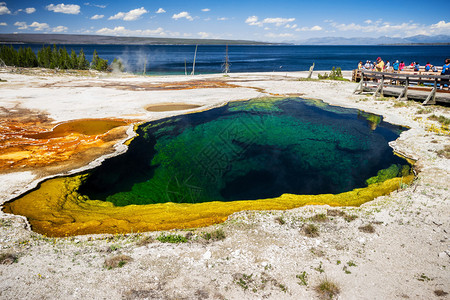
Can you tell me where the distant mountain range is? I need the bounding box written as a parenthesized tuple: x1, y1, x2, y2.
(0, 33, 274, 45)
(1, 33, 449, 46)
(293, 34, 450, 45)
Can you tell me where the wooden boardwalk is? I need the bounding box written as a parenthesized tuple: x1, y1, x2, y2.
(352, 70, 450, 105)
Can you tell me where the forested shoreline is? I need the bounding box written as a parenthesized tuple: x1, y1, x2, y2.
(0, 45, 110, 71)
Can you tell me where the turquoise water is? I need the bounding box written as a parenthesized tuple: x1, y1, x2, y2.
(79, 98, 410, 206)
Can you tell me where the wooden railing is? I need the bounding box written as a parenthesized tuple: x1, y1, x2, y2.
(353, 70, 450, 105)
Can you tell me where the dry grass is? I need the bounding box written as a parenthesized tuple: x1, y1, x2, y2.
(274, 216, 286, 225)
(303, 224, 320, 237)
(434, 290, 448, 297)
(104, 254, 133, 269)
(136, 235, 154, 246)
(327, 209, 358, 222)
(315, 278, 340, 300)
(0, 251, 18, 265)
(436, 145, 450, 159)
(310, 213, 328, 222)
(358, 224, 376, 233)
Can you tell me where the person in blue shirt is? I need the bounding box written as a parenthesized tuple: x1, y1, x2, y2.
(441, 58, 450, 90)
(414, 62, 420, 72)
(393, 60, 400, 71)
(425, 62, 432, 71)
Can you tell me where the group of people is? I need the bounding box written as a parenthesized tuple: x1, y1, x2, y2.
(357, 58, 450, 90)
(358, 57, 450, 75)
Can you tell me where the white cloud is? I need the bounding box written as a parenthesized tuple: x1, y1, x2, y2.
(0, 2, 11, 15)
(364, 19, 372, 24)
(25, 7, 36, 14)
(331, 21, 416, 34)
(262, 17, 295, 27)
(91, 14, 104, 20)
(198, 32, 210, 38)
(84, 3, 106, 8)
(52, 25, 68, 32)
(296, 25, 323, 32)
(217, 17, 228, 21)
(14, 22, 28, 30)
(327, 19, 450, 37)
(246, 16, 295, 27)
(431, 20, 450, 30)
(0, 22, 6, 26)
(201, 8, 210, 12)
(245, 16, 261, 26)
(156, 8, 165, 14)
(285, 24, 298, 29)
(46, 4, 80, 15)
(96, 26, 165, 36)
(265, 33, 294, 38)
(172, 11, 193, 21)
(109, 7, 147, 21)
(29, 22, 50, 31)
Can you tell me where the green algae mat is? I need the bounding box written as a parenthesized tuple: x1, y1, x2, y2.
(4, 97, 414, 236)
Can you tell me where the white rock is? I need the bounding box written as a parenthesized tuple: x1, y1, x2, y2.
(203, 250, 212, 260)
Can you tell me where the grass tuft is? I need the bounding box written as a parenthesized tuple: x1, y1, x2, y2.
(303, 224, 320, 237)
(275, 216, 286, 225)
(310, 213, 328, 222)
(136, 235, 154, 246)
(104, 254, 132, 269)
(156, 233, 188, 243)
(202, 228, 226, 241)
(315, 278, 340, 300)
(0, 252, 18, 264)
(428, 114, 450, 126)
(436, 145, 450, 159)
(358, 224, 376, 233)
(434, 290, 448, 297)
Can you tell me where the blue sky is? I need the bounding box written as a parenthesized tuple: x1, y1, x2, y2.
(0, 1, 449, 42)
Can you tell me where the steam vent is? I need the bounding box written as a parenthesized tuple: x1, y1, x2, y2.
(4, 98, 414, 236)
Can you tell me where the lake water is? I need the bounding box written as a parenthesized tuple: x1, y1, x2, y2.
(15, 44, 450, 74)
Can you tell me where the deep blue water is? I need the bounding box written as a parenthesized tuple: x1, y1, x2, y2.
(13, 44, 450, 74)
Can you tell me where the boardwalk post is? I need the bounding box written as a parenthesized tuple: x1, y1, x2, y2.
(423, 78, 438, 105)
(373, 74, 384, 98)
(353, 71, 364, 94)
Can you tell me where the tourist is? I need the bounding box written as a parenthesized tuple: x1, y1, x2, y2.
(414, 62, 420, 72)
(358, 61, 363, 69)
(440, 58, 450, 90)
(364, 60, 371, 69)
(375, 57, 384, 72)
(384, 60, 391, 71)
(393, 60, 400, 71)
(399, 61, 405, 71)
(425, 62, 432, 71)
(432, 65, 438, 72)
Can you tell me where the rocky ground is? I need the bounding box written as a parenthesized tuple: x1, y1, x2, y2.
(0, 68, 449, 299)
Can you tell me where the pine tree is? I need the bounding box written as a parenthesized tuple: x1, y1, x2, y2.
(91, 49, 99, 69)
(59, 47, 70, 69)
(70, 49, 77, 69)
(78, 49, 89, 70)
(0, 45, 18, 66)
(17, 47, 27, 67)
(25, 47, 38, 67)
(50, 45, 59, 69)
